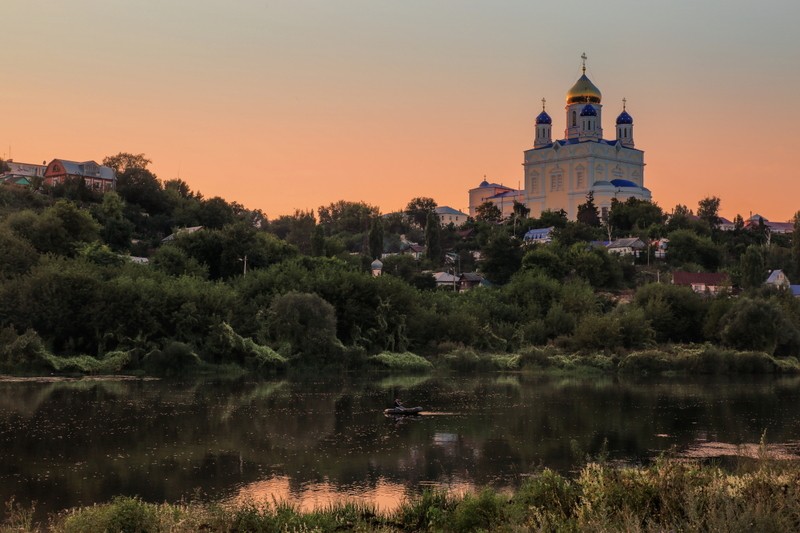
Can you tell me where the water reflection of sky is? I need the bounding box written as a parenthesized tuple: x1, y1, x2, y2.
(231, 476, 481, 513)
(2, 374, 800, 519)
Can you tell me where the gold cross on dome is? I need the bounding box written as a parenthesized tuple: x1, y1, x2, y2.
(541, 97, 546, 111)
(581, 52, 587, 73)
(622, 97, 627, 110)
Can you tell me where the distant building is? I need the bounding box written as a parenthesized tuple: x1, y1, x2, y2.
(653, 238, 669, 259)
(44, 159, 116, 192)
(523, 226, 554, 244)
(745, 214, 794, 234)
(432, 271, 485, 292)
(522, 55, 651, 220)
(672, 271, 730, 295)
(718, 216, 736, 231)
(435, 206, 469, 226)
(765, 270, 791, 290)
(433, 271, 459, 289)
(468, 180, 524, 218)
(606, 237, 646, 257)
(401, 243, 425, 260)
(1, 160, 47, 186)
(162, 226, 203, 243)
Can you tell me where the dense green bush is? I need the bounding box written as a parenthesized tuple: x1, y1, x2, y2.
(619, 346, 783, 375)
(368, 351, 433, 372)
(0, 327, 52, 371)
(62, 496, 159, 533)
(720, 297, 800, 355)
(634, 282, 708, 343)
(142, 342, 200, 376)
(263, 292, 343, 363)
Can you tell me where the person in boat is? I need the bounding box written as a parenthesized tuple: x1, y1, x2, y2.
(394, 398, 404, 408)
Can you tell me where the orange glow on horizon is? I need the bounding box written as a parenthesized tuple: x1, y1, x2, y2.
(4, 2, 800, 222)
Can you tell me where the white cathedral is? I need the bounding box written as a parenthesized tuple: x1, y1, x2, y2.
(523, 56, 651, 220)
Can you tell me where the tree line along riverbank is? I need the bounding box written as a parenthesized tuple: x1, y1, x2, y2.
(1, 154, 800, 378)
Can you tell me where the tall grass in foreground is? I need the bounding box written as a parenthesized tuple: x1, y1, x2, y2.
(6, 457, 800, 532)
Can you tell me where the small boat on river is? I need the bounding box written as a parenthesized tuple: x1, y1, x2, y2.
(384, 406, 424, 416)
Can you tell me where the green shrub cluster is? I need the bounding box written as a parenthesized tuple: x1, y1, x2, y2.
(368, 351, 433, 372)
(618, 345, 798, 375)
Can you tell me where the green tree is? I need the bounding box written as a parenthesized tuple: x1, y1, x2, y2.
(720, 297, 800, 355)
(197, 197, 235, 229)
(369, 216, 384, 259)
(9, 259, 104, 354)
(116, 166, 166, 214)
(576, 191, 601, 227)
(405, 197, 438, 228)
(151, 245, 208, 278)
(311, 224, 326, 257)
(317, 200, 379, 235)
(0, 229, 38, 278)
(634, 283, 708, 343)
(609, 198, 665, 234)
(269, 210, 316, 254)
(792, 211, 800, 280)
(512, 200, 530, 219)
(565, 243, 622, 288)
(265, 291, 341, 361)
(740, 245, 766, 290)
(480, 229, 523, 284)
(552, 221, 601, 247)
(522, 245, 565, 280)
(697, 196, 721, 229)
(173, 222, 296, 279)
(424, 211, 442, 263)
(102, 152, 152, 174)
(94, 192, 134, 251)
(11, 201, 100, 256)
(666, 229, 721, 271)
(163, 178, 194, 199)
(475, 202, 502, 223)
(537, 209, 568, 229)
(79, 242, 125, 266)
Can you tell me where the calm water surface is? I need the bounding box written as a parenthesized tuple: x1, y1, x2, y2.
(2, 373, 800, 519)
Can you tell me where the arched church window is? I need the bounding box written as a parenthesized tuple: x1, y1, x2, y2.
(572, 111, 576, 127)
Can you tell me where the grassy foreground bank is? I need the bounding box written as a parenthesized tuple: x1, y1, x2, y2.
(6, 459, 800, 532)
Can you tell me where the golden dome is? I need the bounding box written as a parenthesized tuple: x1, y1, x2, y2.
(566, 74, 602, 104)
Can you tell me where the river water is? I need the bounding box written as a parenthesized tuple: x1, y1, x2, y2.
(2, 372, 800, 519)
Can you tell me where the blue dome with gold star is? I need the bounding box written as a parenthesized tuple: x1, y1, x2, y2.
(579, 104, 597, 117)
(616, 110, 633, 124)
(535, 110, 552, 125)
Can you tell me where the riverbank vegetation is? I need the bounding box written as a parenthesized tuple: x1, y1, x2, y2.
(1, 153, 800, 377)
(6, 456, 800, 532)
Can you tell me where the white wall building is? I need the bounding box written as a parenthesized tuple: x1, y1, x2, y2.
(435, 206, 469, 226)
(523, 55, 651, 220)
(467, 180, 524, 218)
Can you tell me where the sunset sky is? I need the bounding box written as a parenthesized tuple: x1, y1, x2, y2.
(4, 1, 799, 221)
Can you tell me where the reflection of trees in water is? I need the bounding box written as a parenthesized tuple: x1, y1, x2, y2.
(2, 373, 800, 519)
